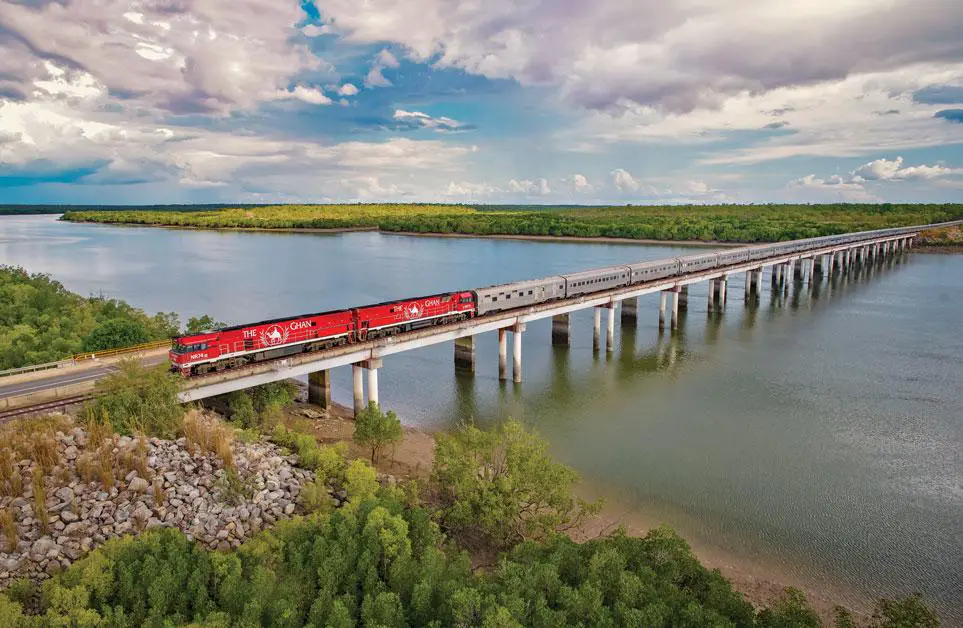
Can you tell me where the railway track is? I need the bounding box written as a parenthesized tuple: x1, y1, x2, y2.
(0, 394, 93, 423)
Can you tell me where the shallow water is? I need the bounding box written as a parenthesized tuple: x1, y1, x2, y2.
(2, 215, 961, 622)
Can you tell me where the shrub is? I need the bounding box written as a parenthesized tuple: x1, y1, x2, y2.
(90, 359, 183, 437)
(431, 419, 601, 550)
(353, 402, 402, 464)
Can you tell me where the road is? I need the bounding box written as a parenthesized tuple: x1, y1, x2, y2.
(0, 354, 168, 399)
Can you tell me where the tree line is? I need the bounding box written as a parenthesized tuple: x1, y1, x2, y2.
(0, 266, 223, 370)
(61, 203, 963, 243)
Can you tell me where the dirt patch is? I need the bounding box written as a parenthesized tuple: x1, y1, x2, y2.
(284, 402, 435, 481)
(917, 225, 963, 252)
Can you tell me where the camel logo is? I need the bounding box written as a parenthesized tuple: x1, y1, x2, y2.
(403, 303, 422, 320)
(259, 324, 289, 347)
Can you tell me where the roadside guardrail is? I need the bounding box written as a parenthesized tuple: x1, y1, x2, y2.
(0, 339, 172, 379)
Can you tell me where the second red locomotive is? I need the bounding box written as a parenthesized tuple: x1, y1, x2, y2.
(170, 291, 475, 376)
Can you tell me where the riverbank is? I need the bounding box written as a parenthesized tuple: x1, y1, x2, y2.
(291, 398, 873, 625)
(59, 202, 963, 244)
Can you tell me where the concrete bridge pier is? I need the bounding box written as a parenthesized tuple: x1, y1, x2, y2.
(498, 329, 508, 381)
(814, 255, 824, 278)
(621, 297, 638, 328)
(707, 279, 716, 312)
(744, 271, 752, 302)
(678, 286, 689, 311)
(364, 358, 382, 407)
(352, 364, 364, 415)
(307, 369, 331, 409)
(671, 288, 681, 332)
(794, 259, 805, 281)
(712, 276, 727, 310)
(593, 307, 602, 352)
(659, 291, 669, 331)
(552, 313, 571, 346)
(807, 257, 816, 286)
(454, 335, 475, 372)
(605, 303, 616, 352)
(512, 323, 526, 383)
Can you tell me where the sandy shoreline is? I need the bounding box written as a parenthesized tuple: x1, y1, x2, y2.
(293, 400, 873, 624)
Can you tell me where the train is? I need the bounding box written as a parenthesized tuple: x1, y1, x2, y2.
(170, 224, 921, 376)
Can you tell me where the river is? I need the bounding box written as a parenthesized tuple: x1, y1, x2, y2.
(2, 215, 961, 622)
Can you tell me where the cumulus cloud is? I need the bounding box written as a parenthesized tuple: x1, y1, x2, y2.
(508, 178, 550, 195)
(272, 86, 333, 106)
(0, 0, 321, 115)
(318, 0, 963, 114)
(789, 155, 963, 201)
(445, 181, 500, 198)
(338, 83, 359, 96)
(393, 110, 468, 132)
(572, 174, 594, 194)
(851, 156, 961, 181)
(365, 49, 400, 88)
(302, 24, 331, 37)
(788, 174, 879, 202)
(611, 168, 639, 192)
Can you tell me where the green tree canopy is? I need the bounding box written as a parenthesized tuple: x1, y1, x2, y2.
(430, 419, 601, 550)
(82, 318, 151, 352)
(354, 402, 403, 463)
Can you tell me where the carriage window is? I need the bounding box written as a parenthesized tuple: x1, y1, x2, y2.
(442, 296, 452, 302)
(528, 290, 533, 295)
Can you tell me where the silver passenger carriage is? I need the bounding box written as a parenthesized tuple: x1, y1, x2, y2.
(678, 252, 719, 273)
(474, 276, 566, 316)
(716, 248, 751, 266)
(563, 265, 632, 298)
(627, 259, 680, 285)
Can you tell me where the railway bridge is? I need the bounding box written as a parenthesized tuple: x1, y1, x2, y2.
(178, 226, 935, 415)
(0, 221, 953, 420)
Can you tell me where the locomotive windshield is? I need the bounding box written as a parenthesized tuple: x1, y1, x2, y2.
(173, 342, 207, 353)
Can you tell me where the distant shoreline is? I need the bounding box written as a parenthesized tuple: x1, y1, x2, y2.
(58, 217, 746, 247)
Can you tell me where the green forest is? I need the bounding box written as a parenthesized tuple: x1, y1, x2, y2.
(0, 267, 183, 370)
(60, 203, 963, 243)
(0, 400, 939, 627)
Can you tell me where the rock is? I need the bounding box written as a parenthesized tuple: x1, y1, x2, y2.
(63, 445, 79, 461)
(283, 503, 296, 515)
(54, 487, 74, 502)
(128, 477, 149, 493)
(1, 558, 20, 572)
(60, 510, 78, 523)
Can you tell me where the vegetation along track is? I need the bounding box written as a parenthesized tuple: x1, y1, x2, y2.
(0, 394, 92, 423)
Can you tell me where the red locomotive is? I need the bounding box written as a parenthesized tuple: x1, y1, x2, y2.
(170, 292, 476, 375)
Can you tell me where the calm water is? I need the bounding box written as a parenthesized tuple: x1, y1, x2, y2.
(2, 215, 961, 621)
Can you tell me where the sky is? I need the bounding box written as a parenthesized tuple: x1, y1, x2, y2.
(1, 0, 962, 205)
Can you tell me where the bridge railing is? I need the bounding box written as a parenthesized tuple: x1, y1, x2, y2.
(0, 339, 173, 379)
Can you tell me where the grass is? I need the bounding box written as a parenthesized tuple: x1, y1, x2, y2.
(31, 467, 48, 533)
(61, 202, 963, 243)
(0, 508, 17, 552)
(182, 410, 235, 470)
